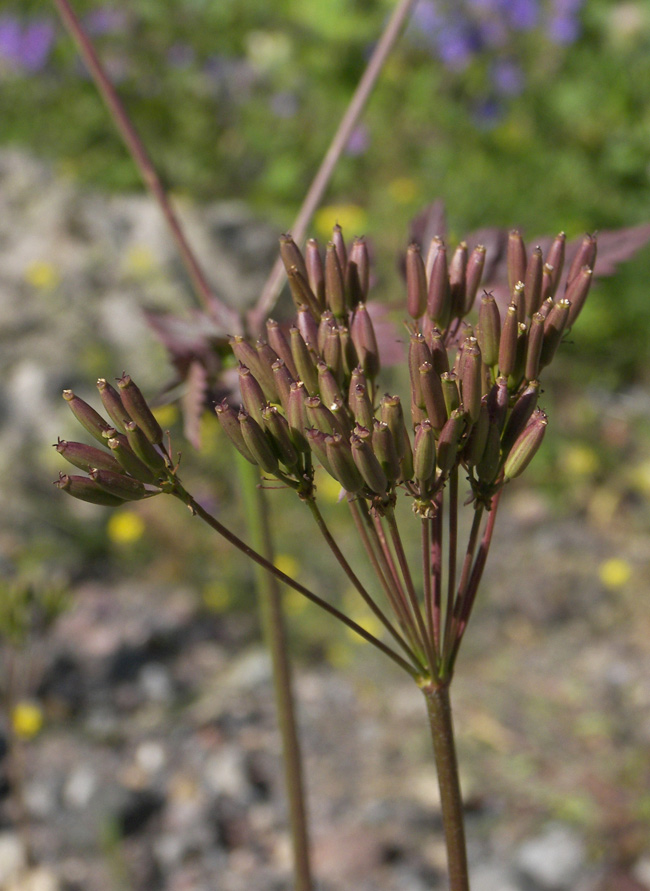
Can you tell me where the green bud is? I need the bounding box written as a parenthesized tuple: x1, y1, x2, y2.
(441, 372, 460, 417)
(239, 364, 267, 425)
(459, 339, 482, 423)
(498, 304, 518, 378)
(97, 378, 132, 433)
(427, 243, 451, 330)
(305, 427, 333, 475)
(350, 383, 375, 430)
(123, 421, 168, 474)
(477, 294, 501, 368)
(323, 329, 343, 384)
(287, 266, 321, 319)
(463, 398, 489, 467)
(346, 237, 369, 304)
(486, 376, 509, 432)
(271, 359, 294, 412)
(305, 395, 338, 436)
(419, 362, 447, 431)
(317, 310, 336, 355)
(262, 405, 300, 469)
(215, 400, 256, 464)
(406, 243, 427, 319)
(279, 234, 309, 283)
(409, 332, 433, 409)
(380, 394, 413, 479)
(54, 439, 121, 474)
(325, 241, 346, 319)
(501, 380, 540, 456)
(305, 238, 325, 310)
(256, 340, 282, 401)
(62, 390, 111, 445)
(540, 298, 571, 369)
(89, 468, 147, 501)
(55, 472, 126, 506)
(108, 433, 158, 482)
(476, 421, 501, 485)
(290, 326, 319, 396)
(351, 434, 388, 495)
(413, 421, 436, 488)
(436, 409, 465, 475)
(503, 409, 548, 480)
(287, 382, 309, 452)
(239, 410, 280, 475)
(372, 421, 401, 483)
(325, 433, 364, 493)
(507, 230, 527, 296)
(525, 312, 545, 382)
(317, 361, 344, 409)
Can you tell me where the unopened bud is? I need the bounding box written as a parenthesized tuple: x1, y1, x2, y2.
(216, 400, 256, 464)
(441, 372, 460, 417)
(54, 439, 121, 474)
(325, 241, 346, 319)
(279, 234, 308, 283)
(290, 327, 319, 396)
(414, 421, 436, 487)
(239, 364, 267, 425)
(305, 427, 333, 475)
(409, 332, 433, 409)
(373, 421, 401, 482)
(55, 472, 126, 506)
(350, 303, 380, 380)
(272, 359, 294, 412)
(350, 383, 375, 430)
(108, 432, 158, 482)
(262, 405, 300, 468)
(305, 238, 325, 310)
(477, 294, 501, 368)
(503, 410, 548, 480)
(465, 244, 486, 314)
(62, 390, 111, 445)
(566, 233, 596, 287)
(97, 379, 132, 433)
(256, 340, 282, 401)
(545, 232, 566, 298)
(512, 280, 526, 324)
(498, 304, 518, 378)
(239, 410, 280, 475)
(486, 377, 509, 432)
(305, 395, 338, 436)
(419, 362, 447, 431)
(325, 433, 364, 493)
(565, 266, 593, 328)
(347, 237, 369, 303)
(429, 327, 450, 377)
(297, 304, 320, 352)
(463, 399, 489, 466)
(267, 319, 298, 379)
(323, 329, 344, 383)
(524, 246, 543, 317)
(476, 421, 501, 485)
(427, 244, 451, 330)
(351, 434, 388, 495)
(507, 230, 527, 295)
(501, 381, 540, 456)
(317, 310, 336, 355)
(525, 313, 545, 381)
(406, 243, 427, 319)
(230, 336, 266, 391)
(459, 340, 482, 423)
(287, 382, 309, 452)
(89, 468, 147, 501)
(116, 376, 165, 446)
(449, 241, 468, 319)
(317, 361, 344, 409)
(540, 298, 571, 369)
(436, 409, 465, 475)
(332, 223, 347, 272)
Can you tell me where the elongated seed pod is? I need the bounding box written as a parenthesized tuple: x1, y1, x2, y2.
(419, 362, 447, 431)
(501, 381, 540, 456)
(272, 359, 294, 412)
(306, 427, 333, 475)
(239, 410, 280, 475)
(297, 305, 320, 352)
(55, 473, 126, 506)
(351, 434, 388, 495)
(305, 396, 338, 435)
(97, 379, 132, 433)
(230, 336, 267, 390)
(427, 244, 451, 330)
(429, 327, 450, 377)
(406, 243, 427, 319)
(477, 294, 501, 368)
(325, 242, 346, 319)
(459, 341, 482, 423)
(524, 246, 543, 317)
(463, 398, 489, 466)
(62, 390, 111, 445)
(441, 372, 460, 416)
(566, 234, 596, 287)
(409, 332, 433, 409)
(414, 421, 436, 487)
(108, 433, 157, 482)
(325, 433, 364, 493)
(565, 266, 593, 328)
(317, 361, 344, 409)
(289, 327, 319, 396)
(449, 241, 468, 319)
(373, 421, 401, 482)
(464, 244, 486, 314)
(317, 310, 336, 355)
(507, 230, 527, 295)
(262, 405, 299, 468)
(305, 238, 325, 310)
(332, 224, 347, 273)
(215, 400, 256, 464)
(256, 340, 282, 398)
(512, 280, 526, 324)
(350, 383, 375, 430)
(323, 329, 343, 383)
(279, 234, 308, 282)
(525, 313, 545, 381)
(288, 266, 321, 319)
(89, 469, 147, 501)
(541, 263, 555, 304)
(436, 409, 465, 475)
(347, 237, 369, 304)
(267, 319, 298, 379)
(287, 382, 309, 452)
(55, 439, 122, 474)
(350, 303, 380, 380)
(239, 364, 266, 425)
(503, 410, 548, 479)
(545, 232, 566, 298)
(540, 298, 571, 369)
(498, 304, 518, 378)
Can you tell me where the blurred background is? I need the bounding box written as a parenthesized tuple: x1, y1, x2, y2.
(1, 0, 650, 889)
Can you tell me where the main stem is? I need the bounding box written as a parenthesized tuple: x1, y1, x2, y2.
(236, 456, 312, 891)
(422, 683, 470, 891)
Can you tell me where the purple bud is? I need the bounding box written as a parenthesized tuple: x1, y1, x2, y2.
(465, 244, 486, 314)
(427, 243, 451, 330)
(262, 405, 300, 469)
(287, 382, 309, 452)
(230, 336, 267, 391)
(498, 304, 519, 378)
(566, 234, 597, 287)
(565, 266, 593, 328)
(279, 234, 309, 283)
(305, 427, 333, 475)
(350, 383, 375, 430)
(239, 410, 280, 475)
(215, 400, 256, 464)
(325, 242, 346, 319)
(347, 237, 369, 304)
(351, 434, 388, 495)
(323, 329, 344, 384)
(317, 310, 337, 355)
(305, 396, 338, 436)
(325, 433, 364, 493)
(449, 241, 468, 319)
(108, 432, 159, 482)
(290, 327, 319, 397)
(267, 319, 298, 379)
(476, 421, 501, 484)
(54, 439, 121, 474)
(429, 327, 450, 377)
(332, 224, 348, 274)
(463, 398, 489, 467)
(409, 332, 433, 409)
(89, 469, 147, 501)
(501, 381, 540, 456)
(305, 238, 325, 310)
(272, 359, 294, 412)
(436, 409, 465, 475)
(419, 362, 447, 431)
(288, 267, 322, 319)
(503, 409, 548, 480)
(477, 294, 501, 368)
(545, 232, 566, 298)
(97, 378, 132, 433)
(425, 235, 444, 282)
(350, 303, 380, 380)
(373, 421, 401, 482)
(441, 371, 460, 417)
(54, 472, 126, 506)
(238, 364, 267, 425)
(317, 361, 344, 409)
(406, 243, 427, 319)
(256, 340, 282, 398)
(524, 246, 543, 317)
(507, 230, 527, 295)
(62, 390, 111, 445)
(525, 312, 545, 382)
(296, 305, 320, 352)
(459, 340, 482, 423)
(540, 298, 571, 369)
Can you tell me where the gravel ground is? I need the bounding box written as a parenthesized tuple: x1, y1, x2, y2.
(1, 151, 649, 891)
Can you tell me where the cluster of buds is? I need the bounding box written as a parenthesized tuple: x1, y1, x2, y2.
(217, 226, 595, 513)
(55, 375, 173, 505)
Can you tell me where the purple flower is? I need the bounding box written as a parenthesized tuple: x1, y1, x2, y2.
(410, 0, 445, 39)
(84, 7, 127, 36)
(0, 16, 21, 67)
(473, 97, 503, 128)
(345, 124, 369, 156)
(547, 13, 580, 43)
(0, 16, 54, 73)
(503, 0, 539, 31)
(491, 58, 524, 95)
(436, 20, 482, 70)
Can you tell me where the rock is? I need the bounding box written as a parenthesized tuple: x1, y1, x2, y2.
(0, 832, 27, 884)
(472, 861, 522, 891)
(516, 824, 587, 890)
(63, 764, 97, 810)
(6, 867, 60, 891)
(204, 745, 248, 800)
(633, 857, 650, 889)
(138, 662, 174, 704)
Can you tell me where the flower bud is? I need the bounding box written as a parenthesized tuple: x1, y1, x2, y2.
(267, 319, 298, 379)
(338, 326, 358, 378)
(262, 405, 300, 469)
(414, 421, 436, 487)
(512, 280, 526, 324)
(323, 329, 343, 383)
(380, 393, 411, 473)
(541, 263, 555, 304)
(256, 340, 282, 400)
(239, 364, 267, 425)
(305, 395, 338, 436)
(97, 378, 132, 433)
(325, 433, 364, 493)
(436, 409, 465, 475)
(317, 310, 336, 355)
(429, 326, 449, 377)
(406, 243, 427, 319)
(507, 230, 527, 295)
(476, 421, 501, 485)
(419, 362, 447, 431)
(351, 434, 388, 495)
(287, 382, 309, 452)
(279, 234, 308, 283)
(501, 380, 540, 456)
(239, 410, 280, 475)
(290, 326, 319, 396)
(486, 376, 509, 432)
(425, 235, 443, 282)
(297, 305, 320, 352)
(477, 294, 501, 368)
(459, 340, 482, 423)
(230, 336, 267, 391)
(272, 359, 294, 412)
(117, 374, 163, 445)
(350, 303, 380, 380)
(332, 223, 347, 273)
(305, 238, 325, 310)
(449, 241, 468, 319)
(54, 439, 121, 474)
(427, 244, 451, 330)
(524, 246, 543, 317)
(545, 232, 566, 298)
(498, 304, 518, 378)
(350, 383, 375, 430)
(89, 468, 147, 501)
(287, 266, 321, 318)
(108, 432, 158, 482)
(305, 427, 333, 475)
(373, 421, 401, 483)
(503, 409, 548, 480)
(540, 298, 571, 369)
(525, 312, 545, 381)
(325, 241, 346, 319)
(317, 361, 344, 409)
(566, 233, 596, 287)
(409, 332, 432, 409)
(347, 237, 369, 304)
(55, 472, 126, 506)
(463, 398, 489, 466)
(215, 400, 256, 464)
(510, 321, 528, 387)
(441, 372, 460, 417)
(62, 390, 111, 445)
(464, 244, 486, 314)
(565, 266, 593, 328)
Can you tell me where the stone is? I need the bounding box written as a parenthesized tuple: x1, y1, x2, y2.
(516, 824, 586, 890)
(0, 833, 27, 884)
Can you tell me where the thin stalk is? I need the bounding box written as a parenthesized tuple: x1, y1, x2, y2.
(431, 490, 443, 654)
(236, 455, 312, 891)
(251, 0, 418, 328)
(455, 505, 485, 612)
(170, 482, 419, 678)
(372, 511, 416, 636)
(385, 507, 437, 674)
(307, 500, 420, 669)
(422, 517, 437, 661)
(442, 468, 459, 664)
(422, 682, 470, 891)
(52, 0, 238, 331)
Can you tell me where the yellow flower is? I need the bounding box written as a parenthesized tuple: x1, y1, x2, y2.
(152, 403, 178, 429)
(125, 245, 156, 277)
(25, 260, 60, 291)
(203, 582, 232, 612)
(275, 554, 299, 578)
(314, 204, 368, 240)
(388, 177, 418, 204)
(284, 590, 307, 616)
(107, 510, 145, 545)
(12, 700, 43, 739)
(599, 557, 631, 589)
(564, 444, 599, 477)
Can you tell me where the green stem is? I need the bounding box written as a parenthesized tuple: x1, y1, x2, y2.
(170, 482, 419, 678)
(236, 455, 312, 891)
(442, 468, 459, 664)
(421, 682, 470, 891)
